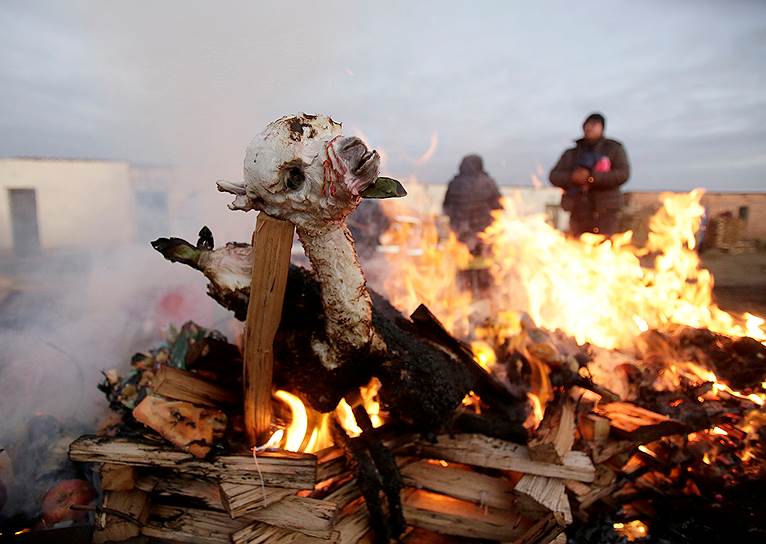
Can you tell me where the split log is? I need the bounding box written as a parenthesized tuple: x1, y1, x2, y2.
(399, 459, 515, 511)
(594, 402, 689, 443)
(316, 446, 347, 482)
(136, 473, 224, 510)
(132, 394, 227, 458)
(512, 512, 565, 544)
(152, 365, 239, 407)
(243, 213, 295, 446)
(92, 489, 150, 543)
(409, 434, 595, 483)
(100, 463, 135, 491)
(235, 495, 338, 539)
(141, 504, 250, 544)
(324, 478, 362, 509)
(513, 475, 572, 525)
(528, 397, 576, 464)
(401, 488, 532, 541)
(70, 435, 317, 488)
(220, 482, 294, 518)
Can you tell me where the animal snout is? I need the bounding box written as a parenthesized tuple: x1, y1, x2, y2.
(336, 137, 380, 177)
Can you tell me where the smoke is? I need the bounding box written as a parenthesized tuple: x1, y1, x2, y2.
(0, 198, 243, 520)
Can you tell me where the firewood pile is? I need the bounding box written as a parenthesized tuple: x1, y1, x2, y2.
(64, 310, 766, 544)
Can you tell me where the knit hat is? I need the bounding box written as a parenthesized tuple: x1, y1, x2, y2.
(583, 112, 606, 129)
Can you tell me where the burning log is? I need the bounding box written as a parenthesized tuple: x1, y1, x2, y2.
(152, 365, 239, 408)
(69, 435, 318, 488)
(408, 434, 595, 483)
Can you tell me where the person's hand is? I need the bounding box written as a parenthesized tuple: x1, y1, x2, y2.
(570, 167, 590, 186)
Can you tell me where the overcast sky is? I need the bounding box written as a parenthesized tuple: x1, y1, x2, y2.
(1, 0, 765, 191)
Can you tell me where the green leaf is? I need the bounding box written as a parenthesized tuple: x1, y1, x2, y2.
(360, 177, 408, 199)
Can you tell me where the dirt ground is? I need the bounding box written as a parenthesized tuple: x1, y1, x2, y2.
(703, 249, 766, 317)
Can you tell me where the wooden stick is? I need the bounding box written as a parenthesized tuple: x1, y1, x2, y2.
(152, 365, 239, 407)
(70, 435, 317, 488)
(244, 213, 295, 446)
(410, 434, 595, 483)
(235, 495, 338, 539)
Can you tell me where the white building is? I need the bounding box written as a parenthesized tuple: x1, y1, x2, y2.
(0, 158, 173, 256)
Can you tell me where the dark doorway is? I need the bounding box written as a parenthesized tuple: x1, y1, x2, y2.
(8, 188, 41, 256)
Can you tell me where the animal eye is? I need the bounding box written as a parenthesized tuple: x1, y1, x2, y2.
(285, 166, 304, 190)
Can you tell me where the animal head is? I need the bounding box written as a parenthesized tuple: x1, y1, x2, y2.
(218, 114, 399, 231)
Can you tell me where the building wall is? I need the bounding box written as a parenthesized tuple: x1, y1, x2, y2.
(625, 191, 766, 241)
(0, 158, 137, 252)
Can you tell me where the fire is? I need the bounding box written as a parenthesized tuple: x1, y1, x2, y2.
(613, 520, 649, 541)
(274, 390, 308, 452)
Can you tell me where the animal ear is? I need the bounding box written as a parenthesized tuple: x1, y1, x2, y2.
(360, 177, 407, 199)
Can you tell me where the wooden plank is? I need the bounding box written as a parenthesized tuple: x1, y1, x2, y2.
(152, 365, 239, 407)
(243, 213, 295, 446)
(70, 435, 317, 488)
(220, 482, 294, 518)
(400, 459, 515, 511)
(401, 488, 532, 541)
(411, 434, 595, 483)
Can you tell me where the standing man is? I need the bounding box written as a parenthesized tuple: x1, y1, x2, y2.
(549, 113, 630, 236)
(443, 154, 503, 255)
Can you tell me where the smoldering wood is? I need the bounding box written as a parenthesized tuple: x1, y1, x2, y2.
(408, 434, 595, 483)
(400, 488, 532, 541)
(69, 435, 317, 488)
(151, 365, 239, 408)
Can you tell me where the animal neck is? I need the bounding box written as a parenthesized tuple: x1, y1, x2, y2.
(296, 221, 374, 364)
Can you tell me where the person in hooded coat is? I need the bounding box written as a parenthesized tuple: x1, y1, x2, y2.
(442, 154, 503, 255)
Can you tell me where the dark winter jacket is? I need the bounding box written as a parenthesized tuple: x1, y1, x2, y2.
(549, 137, 630, 213)
(443, 155, 503, 248)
